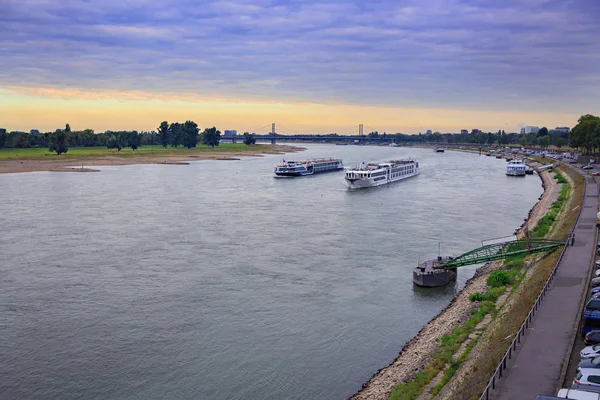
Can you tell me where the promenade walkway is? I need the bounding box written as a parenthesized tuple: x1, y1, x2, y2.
(490, 169, 598, 400)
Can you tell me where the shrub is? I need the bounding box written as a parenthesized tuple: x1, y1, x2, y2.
(487, 270, 511, 287)
(469, 292, 485, 302)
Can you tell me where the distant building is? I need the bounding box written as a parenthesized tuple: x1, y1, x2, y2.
(471, 129, 480, 134)
(520, 126, 540, 134)
(426, 130, 432, 135)
(460, 129, 468, 135)
(223, 130, 237, 137)
(30, 129, 40, 135)
(549, 126, 570, 134)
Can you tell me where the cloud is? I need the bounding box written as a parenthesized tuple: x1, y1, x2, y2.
(2, 0, 600, 122)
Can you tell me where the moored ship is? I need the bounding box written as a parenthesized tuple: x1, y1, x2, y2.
(413, 257, 457, 287)
(274, 158, 344, 177)
(506, 159, 526, 176)
(344, 159, 419, 189)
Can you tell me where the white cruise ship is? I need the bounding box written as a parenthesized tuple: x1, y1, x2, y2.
(344, 159, 419, 189)
(274, 158, 343, 177)
(506, 159, 526, 176)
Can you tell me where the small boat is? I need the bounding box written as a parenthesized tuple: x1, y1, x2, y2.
(525, 166, 534, 175)
(434, 147, 445, 153)
(344, 159, 419, 189)
(274, 158, 343, 177)
(390, 143, 400, 147)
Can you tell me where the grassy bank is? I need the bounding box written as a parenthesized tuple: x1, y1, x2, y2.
(443, 165, 584, 399)
(0, 144, 285, 160)
(388, 166, 583, 400)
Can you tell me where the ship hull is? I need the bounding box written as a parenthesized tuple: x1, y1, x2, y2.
(345, 171, 418, 189)
(413, 268, 457, 287)
(506, 170, 526, 176)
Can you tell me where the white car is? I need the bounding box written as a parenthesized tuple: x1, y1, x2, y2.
(581, 345, 600, 359)
(558, 387, 600, 399)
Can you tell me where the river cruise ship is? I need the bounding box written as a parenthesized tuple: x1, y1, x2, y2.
(506, 159, 526, 176)
(344, 159, 419, 189)
(274, 158, 344, 177)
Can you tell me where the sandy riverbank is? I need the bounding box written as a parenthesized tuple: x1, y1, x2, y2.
(0, 145, 304, 174)
(350, 168, 559, 400)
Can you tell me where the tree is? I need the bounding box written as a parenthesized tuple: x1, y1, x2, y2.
(570, 114, 600, 154)
(169, 122, 183, 147)
(65, 123, 71, 133)
(537, 135, 550, 148)
(182, 120, 199, 149)
(537, 127, 548, 137)
(128, 131, 141, 150)
(555, 137, 566, 149)
(107, 134, 122, 151)
(243, 132, 256, 145)
(157, 121, 169, 148)
(16, 133, 31, 148)
(202, 126, 221, 148)
(49, 129, 69, 155)
(0, 128, 6, 149)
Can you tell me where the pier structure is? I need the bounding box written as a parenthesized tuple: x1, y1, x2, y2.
(414, 236, 567, 287)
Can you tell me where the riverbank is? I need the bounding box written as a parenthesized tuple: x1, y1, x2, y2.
(350, 169, 558, 400)
(0, 144, 305, 174)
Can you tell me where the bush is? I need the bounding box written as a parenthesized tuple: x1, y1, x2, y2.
(469, 292, 485, 302)
(487, 270, 512, 287)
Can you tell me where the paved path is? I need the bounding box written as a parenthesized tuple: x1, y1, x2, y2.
(490, 168, 598, 400)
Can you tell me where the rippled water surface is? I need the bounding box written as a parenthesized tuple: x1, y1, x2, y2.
(0, 145, 543, 399)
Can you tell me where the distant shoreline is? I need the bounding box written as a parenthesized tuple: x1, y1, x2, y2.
(0, 144, 305, 174)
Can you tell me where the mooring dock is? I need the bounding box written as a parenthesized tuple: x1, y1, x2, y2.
(413, 237, 567, 287)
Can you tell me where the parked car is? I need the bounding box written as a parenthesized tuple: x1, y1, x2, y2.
(583, 164, 595, 170)
(593, 287, 600, 294)
(579, 356, 600, 369)
(591, 277, 600, 288)
(592, 293, 600, 299)
(581, 345, 600, 359)
(594, 172, 600, 176)
(558, 387, 600, 398)
(595, 260, 600, 267)
(575, 368, 600, 387)
(571, 382, 600, 395)
(586, 331, 600, 346)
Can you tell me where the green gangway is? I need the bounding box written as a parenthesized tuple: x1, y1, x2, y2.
(435, 238, 567, 269)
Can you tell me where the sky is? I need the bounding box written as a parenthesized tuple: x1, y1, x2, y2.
(2, 0, 599, 134)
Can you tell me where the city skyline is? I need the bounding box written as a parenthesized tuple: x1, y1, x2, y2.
(3, 0, 598, 133)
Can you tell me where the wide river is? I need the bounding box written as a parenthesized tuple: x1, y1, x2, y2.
(0, 145, 543, 400)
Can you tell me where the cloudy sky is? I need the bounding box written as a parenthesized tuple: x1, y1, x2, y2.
(2, 0, 599, 133)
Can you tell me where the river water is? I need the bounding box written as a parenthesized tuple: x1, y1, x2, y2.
(0, 145, 543, 400)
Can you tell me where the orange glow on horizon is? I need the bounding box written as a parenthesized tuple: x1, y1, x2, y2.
(1, 85, 581, 134)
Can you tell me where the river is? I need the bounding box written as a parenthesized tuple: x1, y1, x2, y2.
(0, 145, 543, 400)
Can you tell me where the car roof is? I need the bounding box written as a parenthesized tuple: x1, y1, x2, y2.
(578, 368, 600, 374)
(558, 388, 600, 398)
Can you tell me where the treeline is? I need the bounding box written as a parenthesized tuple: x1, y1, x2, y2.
(570, 114, 600, 154)
(0, 121, 260, 154)
(388, 130, 569, 147)
(0, 125, 157, 150)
